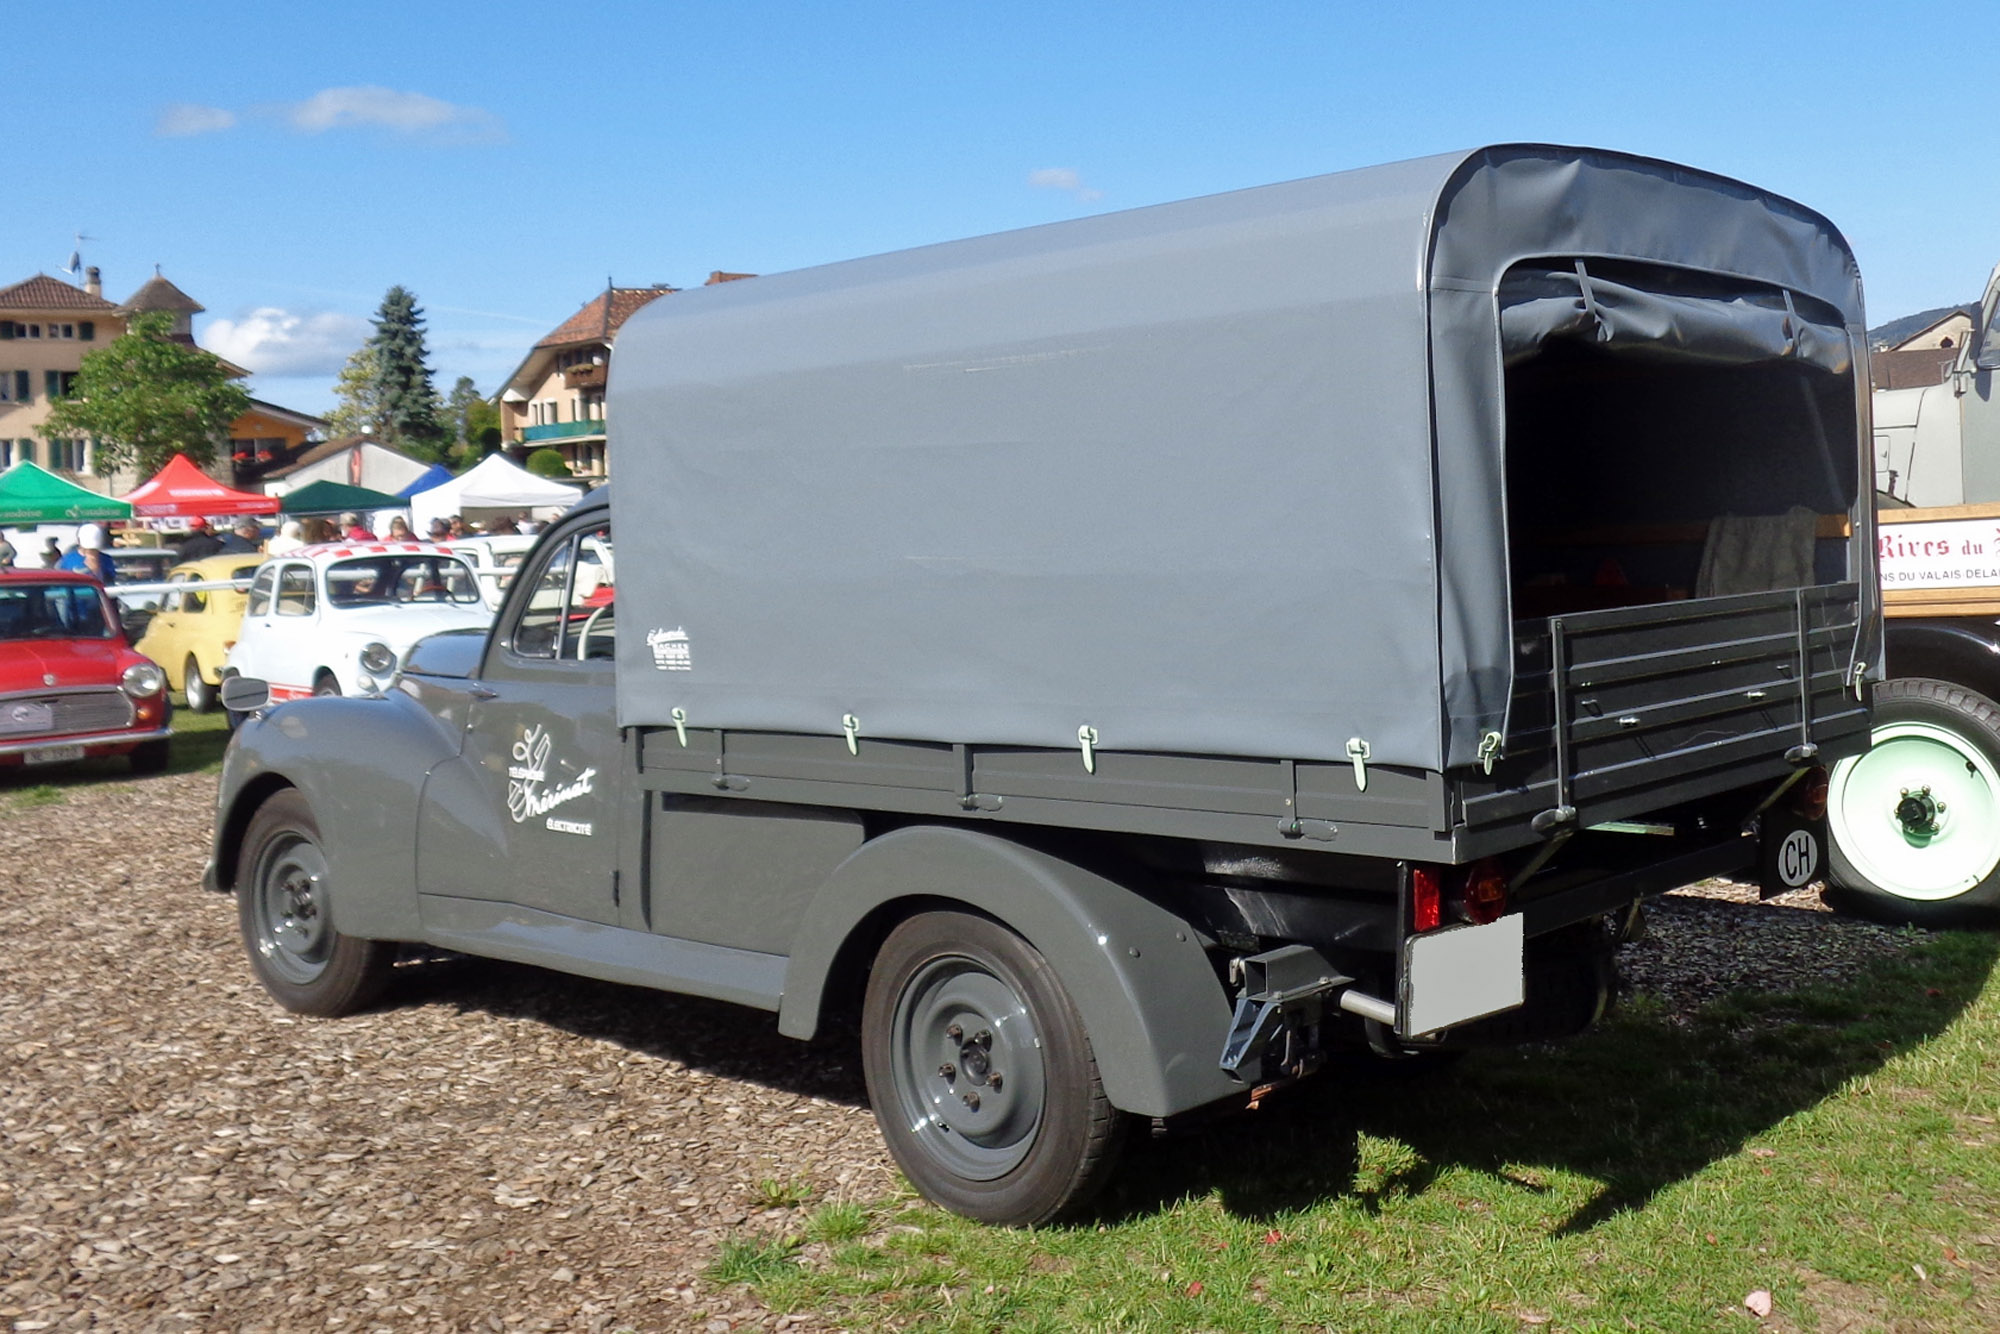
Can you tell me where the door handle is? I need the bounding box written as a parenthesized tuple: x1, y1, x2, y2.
(468, 684, 500, 701)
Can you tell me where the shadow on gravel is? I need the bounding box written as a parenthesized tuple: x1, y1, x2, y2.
(342, 898, 1995, 1235)
(385, 954, 873, 1109)
(1094, 906, 1998, 1233)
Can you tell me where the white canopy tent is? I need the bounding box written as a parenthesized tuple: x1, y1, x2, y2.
(408, 453, 584, 533)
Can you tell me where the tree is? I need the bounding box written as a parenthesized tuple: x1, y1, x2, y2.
(326, 343, 382, 439)
(445, 375, 482, 446)
(524, 448, 572, 478)
(369, 286, 444, 459)
(43, 310, 251, 477)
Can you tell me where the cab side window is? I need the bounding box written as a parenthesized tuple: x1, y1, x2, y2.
(276, 564, 317, 617)
(512, 540, 574, 658)
(246, 567, 276, 617)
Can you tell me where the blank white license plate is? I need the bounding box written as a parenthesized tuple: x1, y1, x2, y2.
(1402, 914, 1525, 1036)
(23, 743, 85, 765)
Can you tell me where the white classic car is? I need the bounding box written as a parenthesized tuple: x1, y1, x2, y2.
(224, 542, 493, 702)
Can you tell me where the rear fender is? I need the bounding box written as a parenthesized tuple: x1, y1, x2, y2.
(777, 824, 1242, 1119)
(209, 689, 460, 941)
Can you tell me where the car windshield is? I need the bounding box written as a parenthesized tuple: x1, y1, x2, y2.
(325, 555, 481, 608)
(0, 583, 113, 640)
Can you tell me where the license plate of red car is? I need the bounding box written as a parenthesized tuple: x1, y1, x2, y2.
(23, 743, 85, 765)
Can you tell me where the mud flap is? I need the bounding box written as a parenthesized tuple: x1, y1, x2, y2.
(1758, 810, 1827, 898)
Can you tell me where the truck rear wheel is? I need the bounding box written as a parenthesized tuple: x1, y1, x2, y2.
(1826, 677, 2000, 924)
(236, 789, 395, 1015)
(861, 911, 1126, 1225)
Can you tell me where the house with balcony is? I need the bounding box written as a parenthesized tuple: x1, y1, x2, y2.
(498, 273, 754, 480)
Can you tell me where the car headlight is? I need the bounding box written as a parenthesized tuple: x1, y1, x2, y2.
(359, 641, 398, 676)
(120, 662, 167, 699)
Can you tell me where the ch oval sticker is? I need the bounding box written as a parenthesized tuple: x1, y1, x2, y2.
(1778, 828, 1820, 887)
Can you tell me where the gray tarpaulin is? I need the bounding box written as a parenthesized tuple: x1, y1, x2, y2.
(609, 144, 1869, 772)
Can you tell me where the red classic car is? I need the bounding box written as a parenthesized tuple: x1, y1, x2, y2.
(0, 570, 171, 773)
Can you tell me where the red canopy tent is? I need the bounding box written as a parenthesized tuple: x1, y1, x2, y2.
(119, 453, 280, 517)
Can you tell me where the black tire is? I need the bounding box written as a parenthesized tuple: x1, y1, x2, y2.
(860, 911, 1126, 1225)
(235, 789, 394, 1016)
(129, 739, 170, 775)
(183, 658, 215, 714)
(312, 672, 341, 697)
(1826, 677, 2000, 926)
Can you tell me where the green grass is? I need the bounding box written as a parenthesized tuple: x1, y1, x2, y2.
(0, 700, 232, 806)
(720, 931, 2000, 1332)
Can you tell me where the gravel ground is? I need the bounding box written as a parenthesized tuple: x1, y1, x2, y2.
(0, 768, 1925, 1331)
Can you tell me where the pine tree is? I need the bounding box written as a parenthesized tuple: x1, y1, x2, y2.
(445, 375, 482, 446)
(368, 286, 444, 458)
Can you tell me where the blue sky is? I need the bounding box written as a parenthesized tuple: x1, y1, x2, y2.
(13, 1, 1996, 416)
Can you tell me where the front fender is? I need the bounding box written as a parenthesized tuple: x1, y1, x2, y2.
(208, 688, 462, 941)
(777, 824, 1242, 1119)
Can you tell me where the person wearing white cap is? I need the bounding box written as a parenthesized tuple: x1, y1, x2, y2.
(266, 519, 307, 556)
(56, 524, 117, 583)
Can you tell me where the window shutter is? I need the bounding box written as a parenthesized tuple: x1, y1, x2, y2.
(14, 371, 28, 401)
(45, 370, 60, 400)
(0, 321, 13, 340)
(79, 321, 93, 341)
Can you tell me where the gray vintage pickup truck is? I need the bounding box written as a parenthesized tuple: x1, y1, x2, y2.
(209, 144, 1879, 1225)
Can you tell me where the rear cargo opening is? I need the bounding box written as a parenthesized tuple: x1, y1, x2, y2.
(1465, 259, 1870, 840)
(1501, 261, 1859, 615)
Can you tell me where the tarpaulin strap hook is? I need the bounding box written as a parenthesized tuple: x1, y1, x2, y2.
(670, 707, 688, 748)
(1573, 260, 1603, 339)
(1345, 737, 1371, 792)
(1477, 730, 1504, 776)
(1077, 724, 1099, 774)
(842, 713, 861, 756)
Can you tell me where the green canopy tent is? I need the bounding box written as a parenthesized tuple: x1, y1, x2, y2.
(0, 461, 134, 524)
(278, 480, 406, 515)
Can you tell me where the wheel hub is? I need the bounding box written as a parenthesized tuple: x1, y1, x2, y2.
(1895, 786, 1941, 838)
(892, 960, 1048, 1181)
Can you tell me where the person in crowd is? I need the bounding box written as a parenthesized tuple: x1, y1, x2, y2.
(177, 517, 226, 561)
(57, 524, 116, 583)
(39, 536, 62, 567)
(340, 511, 375, 541)
(386, 515, 413, 541)
(219, 518, 265, 554)
(302, 517, 337, 544)
(266, 519, 306, 556)
(426, 518, 452, 541)
(486, 514, 521, 535)
(447, 515, 468, 539)
(0, 531, 15, 568)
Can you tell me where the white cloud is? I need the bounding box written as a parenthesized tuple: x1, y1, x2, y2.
(279, 86, 505, 142)
(156, 103, 237, 137)
(1028, 167, 1104, 202)
(204, 307, 370, 378)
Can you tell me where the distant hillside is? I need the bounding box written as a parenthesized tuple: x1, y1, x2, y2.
(1869, 303, 1979, 350)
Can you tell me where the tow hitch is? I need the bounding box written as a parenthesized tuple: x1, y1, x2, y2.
(1218, 944, 1396, 1083)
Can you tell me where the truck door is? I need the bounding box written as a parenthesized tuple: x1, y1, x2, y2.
(418, 521, 622, 922)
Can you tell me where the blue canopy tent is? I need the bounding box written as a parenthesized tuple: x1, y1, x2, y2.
(397, 464, 455, 499)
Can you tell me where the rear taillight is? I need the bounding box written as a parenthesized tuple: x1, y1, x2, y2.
(1462, 858, 1509, 925)
(1794, 765, 1830, 822)
(1411, 865, 1442, 933)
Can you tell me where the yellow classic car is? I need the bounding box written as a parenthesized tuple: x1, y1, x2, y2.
(134, 553, 265, 712)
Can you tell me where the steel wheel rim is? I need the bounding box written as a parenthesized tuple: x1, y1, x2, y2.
(252, 833, 334, 983)
(185, 662, 207, 708)
(1829, 720, 2000, 901)
(888, 954, 1047, 1181)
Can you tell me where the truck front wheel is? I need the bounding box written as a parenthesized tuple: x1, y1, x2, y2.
(1826, 677, 2000, 924)
(236, 789, 395, 1015)
(860, 911, 1127, 1225)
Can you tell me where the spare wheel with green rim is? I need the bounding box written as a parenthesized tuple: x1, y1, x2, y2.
(1827, 677, 2000, 923)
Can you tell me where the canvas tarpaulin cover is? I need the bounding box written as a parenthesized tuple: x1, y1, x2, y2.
(609, 144, 1870, 771)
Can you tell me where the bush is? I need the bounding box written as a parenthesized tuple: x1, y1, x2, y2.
(524, 448, 571, 478)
